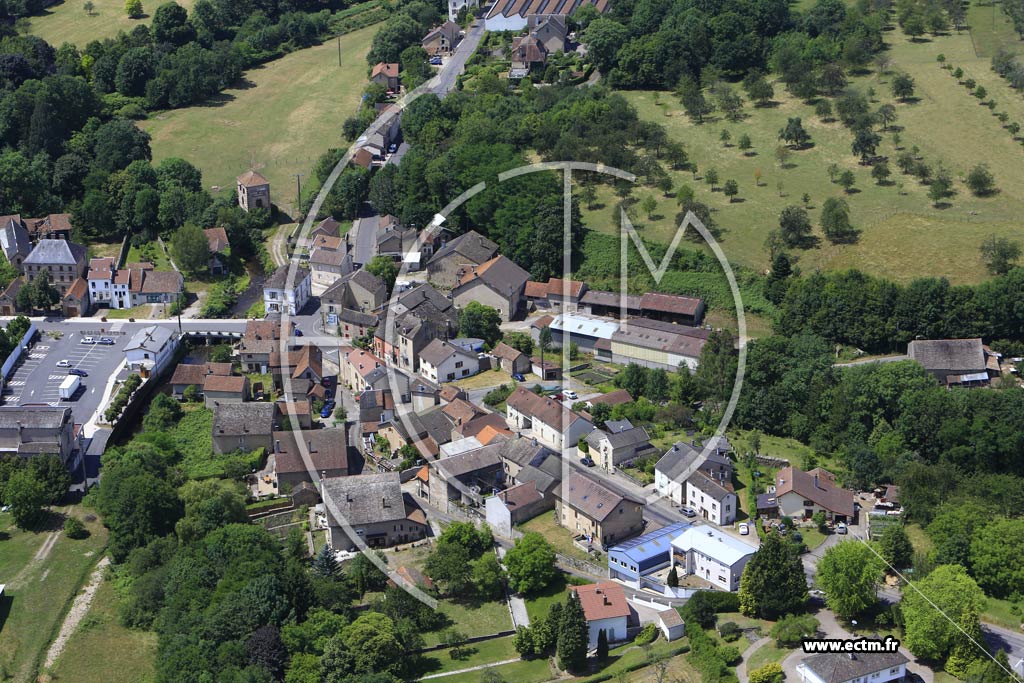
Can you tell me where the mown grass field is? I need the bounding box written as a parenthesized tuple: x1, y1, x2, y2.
(599, 27, 1024, 285)
(47, 577, 157, 683)
(0, 507, 108, 683)
(24, 0, 197, 48)
(141, 23, 379, 214)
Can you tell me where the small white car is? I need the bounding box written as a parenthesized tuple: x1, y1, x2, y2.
(738, 522, 750, 535)
(836, 522, 848, 535)
(56, 359, 71, 367)
(564, 390, 578, 400)
(81, 336, 95, 344)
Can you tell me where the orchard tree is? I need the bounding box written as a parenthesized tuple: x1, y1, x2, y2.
(821, 197, 857, 243)
(723, 179, 739, 201)
(816, 541, 884, 619)
(877, 104, 897, 130)
(852, 127, 881, 162)
(778, 205, 813, 248)
(979, 235, 1022, 275)
(705, 168, 719, 190)
(815, 99, 833, 121)
(892, 73, 916, 101)
(738, 134, 752, 153)
(838, 169, 856, 193)
(778, 117, 811, 148)
(965, 163, 996, 196)
(739, 533, 808, 619)
(125, 0, 143, 18)
(871, 161, 891, 185)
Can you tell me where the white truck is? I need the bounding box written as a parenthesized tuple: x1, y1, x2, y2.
(58, 375, 81, 400)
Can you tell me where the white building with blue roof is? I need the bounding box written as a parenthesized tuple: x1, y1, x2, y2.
(670, 526, 757, 592)
(608, 521, 691, 587)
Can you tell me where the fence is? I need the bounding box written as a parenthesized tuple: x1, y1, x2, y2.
(556, 552, 606, 578)
(0, 322, 38, 381)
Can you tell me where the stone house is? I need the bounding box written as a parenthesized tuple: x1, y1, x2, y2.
(237, 170, 271, 212)
(452, 255, 530, 321)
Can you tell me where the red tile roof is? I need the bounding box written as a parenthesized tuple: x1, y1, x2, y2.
(571, 582, 631, 622)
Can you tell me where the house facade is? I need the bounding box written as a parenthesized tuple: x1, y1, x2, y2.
(571, 582, 632, 647)
(263, 265, 312, 315)
(556, 469, 644, 549)
(212, 402, 275, 454)
(773, 466, 855, 522)
(670, 526, 757, 592)
(124, 326, 179, 375)
(237, 170, 271, 212)
(796, 652, 908, 683)
(505, 386, 592, 451)
(323, 472, 428, 550)
(426, 230, 498, 289)
(418, 339, 480, 384)
(23, 239, 87, 296)
(585, 419, 657, 471)
(452, 255, 530, 321)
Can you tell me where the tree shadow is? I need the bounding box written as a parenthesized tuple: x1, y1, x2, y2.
(650, 213, 666, 221)
(843, 188, 862, 195)
(743, 151, 758, 157)
(932, 201, 954, 209)
(898, 96, 922, 104)
(728, 197, 746, 204)
(754, 100, 781, 108)
(779, 162, 798, 170)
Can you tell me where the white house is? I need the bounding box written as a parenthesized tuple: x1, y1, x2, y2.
(124, 325, 179, 375)
(570, 582, 632, 648)
(505, 386, 592, 451)
(655, 442, 733, 508)
(585, 418, 657, 471)
(418, 339, 480, 384)
(657, 609, 685, 642)
(670, 526, 757, 592)
(686, 470, 738, 526)
(264, 265, 312, 316)
(796, 652, 908, 683)
(447, 0, 478, 20)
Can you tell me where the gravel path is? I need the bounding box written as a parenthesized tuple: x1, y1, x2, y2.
(43, 556, 111, 671)
(736, 636, 771, 683)
(420, 658, 521, 679)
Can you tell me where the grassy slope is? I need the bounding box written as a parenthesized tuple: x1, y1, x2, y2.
(607, 28, 1024, 285)
(0, 508, 108, 683)
(24, 0, 197, 48)
(48, 578, 158, 683)
(140, 23, 379, 213)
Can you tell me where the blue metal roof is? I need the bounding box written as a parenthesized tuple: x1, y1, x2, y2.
(609, 521, 692, 563)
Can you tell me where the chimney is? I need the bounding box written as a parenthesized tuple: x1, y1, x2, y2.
(814, 473, 820, 489)
(274, 439, 281, 453)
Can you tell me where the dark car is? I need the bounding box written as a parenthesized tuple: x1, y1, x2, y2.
(512, 373, 525, 382)
(68, 368, 88, 377)
(580, 456, 595, 467)
(294, 328, 303, 337)
(388, 143, 398, 153)
(320, 400, 336, 418)
(322, 376, 333, 388)
(98, 337, 115, 345)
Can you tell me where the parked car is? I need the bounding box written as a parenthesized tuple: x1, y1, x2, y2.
(429, 56, 442, 65)
(388, 143, 398, 153)
(294, 328, 303, 337)
(564, 390, 578, 400)
(512, 373, 525, 382)
(80, 336, 95, 344)
(98, 337, 115, 345)
(320, 400, 336, 418)
(836, 522, 848, 535)
(551, 393, 564, 401)
(738, 522, 749, 535)
(322, 377, 333, 388)
(56, 359, 71, 367)
(68, 368, 88, 377)
(681, 506, 697, 518)
(580, 456, 595, 467)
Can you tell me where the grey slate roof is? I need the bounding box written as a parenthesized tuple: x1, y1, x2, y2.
(419, 339, 476, 367)
(654, 440, 700, 480)
(587, 424, 652, 450)
(687, 469, 733, 502)
(0, 218, 30, 260)
(0, 406, 71, 429)
(430, 230, 498, 265)
(264, 264, 311, 291)
(498, 436, 555, 468)
(907, 338, 986, 372)
(557, 469, 642, 522)
(125, 325, 174, 353)
(322, 472, 407, 525)
(212, 402, 275, 437)
(800, 652, 909, 683)
(24, 239, 85, 265)
(437, 443, 503, 480)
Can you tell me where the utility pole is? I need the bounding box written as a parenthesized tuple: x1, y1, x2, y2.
(293, 173, 304, 223)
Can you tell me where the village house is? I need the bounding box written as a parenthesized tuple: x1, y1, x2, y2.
(86, 259, 183, 310)
(23, 239, 87, 296)
(424, 444, 504, 511)
(556, 469, 644, 549)
(759, 466, 854, 523)
(505, 386, 592, 451)
(585, 418, 657, 471)
(124, 325, 179, 376)
(418, 339, 480, 384)
(510, 34, 548, 78)
(571, 582, 634, 648)
(687, 469, 738, 526)
(271, 428, 348, 490)
(269, 344, 323, 390)
(452, 255, 530, 321)
(307, 217, 342, 245)
(0, 406, 82, 474)
(323, 472, 428, 550)
(168, 362, 235, 399)
(321, 269, 386, 325)
(0, 279, 22, 315)
(796, 652, 909, 683)
(637, 292, 706, 326)
(586, 389, 633, 410)
(607, 521, 691, 588)
(62, 278, 89, 317)
(446, 0, 477, 20)
(212, 402, 276, 454)
(263, 264, 312, 315)
(426, 230, 498, 289)
(374, 283, 458, 373)
(237, 319, 294, 373)
(654, 441, 732, 507)
(486, 439, 561, 536)
(528, 14, 568, 52)
(204, 227, 230, 275)
(422, 20, 461, 54)
(203, 374, 249, 409)
(670, 526, 757, 591)
(376, 220, 417, 260)
(524, 277, 587, 311)
(376, 406, 451, 458)
(907, 338, 1000, 386)
(309, 234, 354, 290)
(490, 342, 531, 375)
(0, 215, 31, 271)
(25, 213, 73, 241)
(276, 400, 313, 430)
(370, 62, 401, 91)
(339, 348, 391, 393)
(237, 170, 271, 212)
(605, 317, 709, 371)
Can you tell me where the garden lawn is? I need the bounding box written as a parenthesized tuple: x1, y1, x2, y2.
(746, 642, 793, 672)
(421, 599, 514, 647)
(523, 573, 576, 624)
(25, 0, 197, 48)
(606, 25, 1024, 286)
(518, 513, 598, 564)
(0, 507, 109, 683)
(982, 595, 1023, 630)
(141, 23, 379, 215)
(127, 242, 173, 271)
(446, 368, 514, 391)
(433, 657, 554, 683)
(415, 635, 519, 676)
(174, 405, 263, 479)
(48, 576, 157, 683)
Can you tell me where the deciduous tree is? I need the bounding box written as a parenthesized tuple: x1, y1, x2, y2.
(816, 540, 884, 619)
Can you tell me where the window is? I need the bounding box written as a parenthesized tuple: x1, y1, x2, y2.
(455, 361, 463, 368)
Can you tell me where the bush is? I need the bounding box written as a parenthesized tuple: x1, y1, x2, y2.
(634, 623, 658, 645)
(718, 645, 741, 665)
(64, 516, 88, 539)
(718, 621, 742, 642)
(749, 663, 784, 683)
(483, 383, 514, 407)
(771, 614, 820, 647)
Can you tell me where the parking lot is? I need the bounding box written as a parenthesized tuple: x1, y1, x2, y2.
(1, 328, 130, 425)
